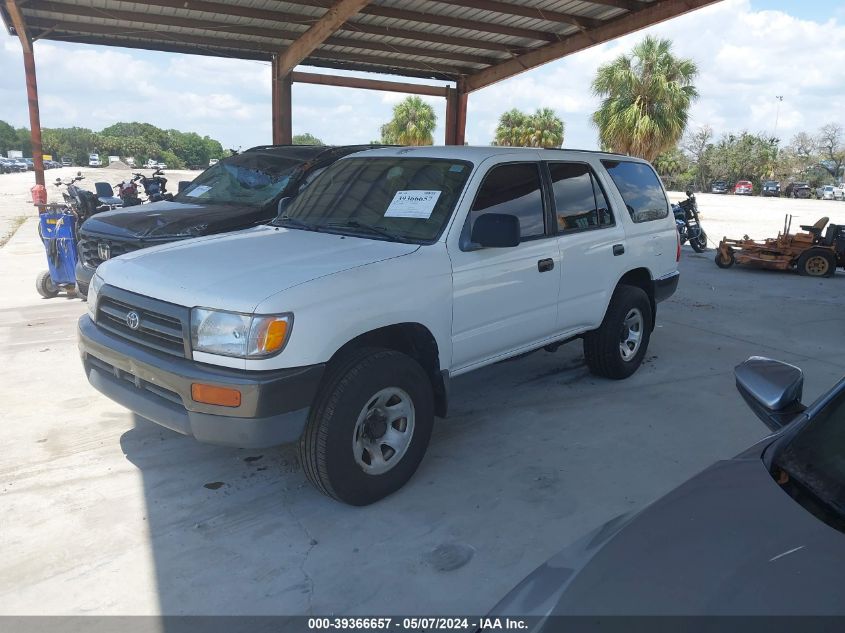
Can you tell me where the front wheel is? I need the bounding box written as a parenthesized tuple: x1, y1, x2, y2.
(690, 230, 708, 253)
(583, 285, 652, 380)
(298, 348, 434, 505)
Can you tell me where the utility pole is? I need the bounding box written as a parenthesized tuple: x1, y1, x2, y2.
(773, 95, 784, 139)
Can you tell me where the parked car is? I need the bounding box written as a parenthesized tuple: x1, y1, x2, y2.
(61, 156, 73, 167)
(11, 158, 28, 172)
(835, 185, 845, 201)
(75, 144, 385, 296)
(208, 158, 219, 167)
(23, 158, 34, 171)
(792, 182, 812, 199)
(761, 180, 781, 197)
(89, 154, 101, 167)
(78, 146, 681, 505)
(710, 180, 729, 194)
(734, 179, 754, 195)
(0, 158, 12, 174)
(488, 356, 845, 618)
(822, 185, 837, 200)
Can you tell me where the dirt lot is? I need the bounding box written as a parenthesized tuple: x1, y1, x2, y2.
(1, 170, 844, 617)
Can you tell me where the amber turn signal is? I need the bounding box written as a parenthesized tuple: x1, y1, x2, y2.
(191, 383, 242, 408)
(255, 318, 290, 355)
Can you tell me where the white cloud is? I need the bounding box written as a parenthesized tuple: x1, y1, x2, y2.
(0, 1, 841, 150)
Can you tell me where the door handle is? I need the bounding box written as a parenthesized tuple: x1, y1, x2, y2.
(613, 244, 625, 256)
(538, 258, 555, 272)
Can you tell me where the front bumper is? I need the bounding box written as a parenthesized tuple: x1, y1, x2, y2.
(78, 315, 324, 447)
(75, 260, 94, 296)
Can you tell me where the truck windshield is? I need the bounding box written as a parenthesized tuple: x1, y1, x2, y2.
(274, 157, 473, 243)
(176, 152, 302, 206)
(774, 387, 845, 523)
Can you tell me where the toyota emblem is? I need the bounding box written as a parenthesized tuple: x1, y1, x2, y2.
(125, 311, 141, 330)
(98, 242, 111, 261)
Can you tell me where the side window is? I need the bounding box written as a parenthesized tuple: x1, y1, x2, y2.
(601, 160, 669, 223)
(549, 162, 614, 232)
(468, 163, 545, 239)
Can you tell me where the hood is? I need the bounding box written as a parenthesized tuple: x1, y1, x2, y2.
(491, 457, 845, 617)
(99, 225, 419, 313)
(80, 199, 272, 240)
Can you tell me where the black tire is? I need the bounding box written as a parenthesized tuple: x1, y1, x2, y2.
(715, 249, 735, 269)
(298, 348, 434, 506)
(35, 270, 59, 298)
(797, 248, 836, 278)
(583, 285, 652, 380)
(690, 230, 707, 253)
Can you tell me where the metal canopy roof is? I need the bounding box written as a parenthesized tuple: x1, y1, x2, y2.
(3, 0, 718, 90)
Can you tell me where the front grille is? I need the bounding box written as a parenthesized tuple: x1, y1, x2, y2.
(79, 237, 140, 267)
(96, 289, 189, 358)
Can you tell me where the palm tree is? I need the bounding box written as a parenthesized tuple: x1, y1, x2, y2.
(525, 108, 564, 148)
(494, 108, 564, 147)
(380, 96, 436, 146)
(591, 36, 698, 162)
(494, 109, 528, 146)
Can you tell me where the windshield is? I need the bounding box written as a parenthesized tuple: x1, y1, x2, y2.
(176, 152, 305, 206)
(775, 387, 845, 520)
(273, 157, 473, 243)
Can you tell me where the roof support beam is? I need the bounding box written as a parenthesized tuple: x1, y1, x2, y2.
(464, 0, 721, 92)
(275, 0, 372, 77)
(444, 84, 468, 146)
(291, 71, 448, 97)
(4, 0, 45, 187)
(580, 0, 647, 11)
(272, 55, 292, 145)
(426, 0, 602, 30)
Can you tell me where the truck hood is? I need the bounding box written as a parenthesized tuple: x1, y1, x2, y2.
(491, 456, 845, 617)
(99, 225, 419, 312)
(80, 200, 271, 240)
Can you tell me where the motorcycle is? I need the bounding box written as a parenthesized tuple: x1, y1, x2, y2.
(114, 179, 142, 207)
(673, 189, 707, 253)
(55, 173, 110, 223)
(133, 168, 172, 203)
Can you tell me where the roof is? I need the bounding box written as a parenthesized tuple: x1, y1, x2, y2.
(2, 0, 720, 90)
(334, 144, 647, 162)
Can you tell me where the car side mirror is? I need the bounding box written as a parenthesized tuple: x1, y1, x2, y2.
(685, 189, 693, 197)
(177, 180, 191, 193)
(470, 213, 521, 248)
(735, 357, 806, 431)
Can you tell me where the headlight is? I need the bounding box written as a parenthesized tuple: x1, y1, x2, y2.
(87, 273, 104, 319)
(190, 308, 292, 358)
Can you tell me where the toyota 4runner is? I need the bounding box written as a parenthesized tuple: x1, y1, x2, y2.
(78, 146, 680, 505)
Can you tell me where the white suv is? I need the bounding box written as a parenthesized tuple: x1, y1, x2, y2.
(78, 147, 680, 505)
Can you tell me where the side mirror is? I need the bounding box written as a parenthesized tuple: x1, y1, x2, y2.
(470, 213, 520, 248)
(735, 357, 806, 431)
(177, 180, 191, 193)
(686, 189, 693, 197)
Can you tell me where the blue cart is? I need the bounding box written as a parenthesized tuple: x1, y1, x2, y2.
(36, 205, 79, 298)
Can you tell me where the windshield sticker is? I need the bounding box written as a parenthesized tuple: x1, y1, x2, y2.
(186, 185, 212, 197)
(384, 190, 441, 219)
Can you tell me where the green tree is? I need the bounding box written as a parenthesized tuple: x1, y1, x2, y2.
(292, 132, 324, 145)
(0, 120, 18, 155)
(379, 96, 436, 146)
(816, 123, 845, 183)
(592, 36, 698, 162)
(494, 108, 529, 146)
(494, 108, 564, 147)
(682, 124, 713, 191)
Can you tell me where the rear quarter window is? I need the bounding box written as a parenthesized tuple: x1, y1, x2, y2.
(601, 160, 669, 224)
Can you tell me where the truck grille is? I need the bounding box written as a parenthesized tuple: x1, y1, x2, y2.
(79, 237, 140, 267)
(96, 288, 189, 358)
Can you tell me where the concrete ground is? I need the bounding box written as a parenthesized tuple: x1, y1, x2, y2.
(1, 179, 844, 617)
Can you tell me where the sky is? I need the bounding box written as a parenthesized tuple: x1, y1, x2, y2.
(0, 0, 844, 151)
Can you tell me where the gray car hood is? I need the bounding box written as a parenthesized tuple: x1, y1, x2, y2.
(492, 457, 845, 616)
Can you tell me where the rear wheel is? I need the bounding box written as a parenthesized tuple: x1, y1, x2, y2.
(797, 248, 836, 277)
(690, 230, 708, 253)
(35, 270, 59, 298)
(583, 285, 652, 380)
(298, 348, 434, 505)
